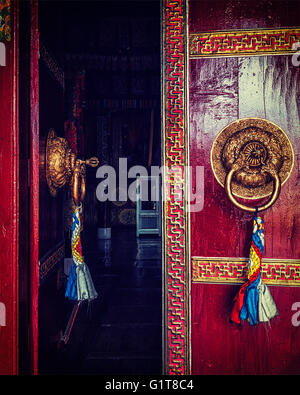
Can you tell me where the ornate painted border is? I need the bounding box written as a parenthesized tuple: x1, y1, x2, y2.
(0, 0, 11, 42)
(39, 41, 65, 89)
(190, 28, 300, 58)
(192, 257, 300, 286)
(161, 0, 190, 375)
(39, 242, 65, 281)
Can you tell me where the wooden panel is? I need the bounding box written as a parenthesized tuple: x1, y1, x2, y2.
(189, 57, 252, 259)
(190, 55, 300, 259)
(189, 32, 300, 375)
(238, 55, 300, 259)
(192, 283, 300, 375)
(29, 0, 39, 375)
(0, 0, 18, 375)
(189, 0, 300, 33)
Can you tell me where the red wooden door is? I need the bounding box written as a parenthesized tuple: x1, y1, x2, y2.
(0, 0, 64, 374)
(0, 0, 19, 375)
(189, 0, 300, 375)
(18, 0, 39, 375)
(0, 0, 41, 375)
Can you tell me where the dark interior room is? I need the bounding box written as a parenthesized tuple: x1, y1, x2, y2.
(30, 0, 162, 375)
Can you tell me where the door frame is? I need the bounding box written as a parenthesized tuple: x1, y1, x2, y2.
(161, 0, 191, 375)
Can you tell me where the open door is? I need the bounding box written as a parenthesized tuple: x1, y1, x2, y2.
(19, 0, 66, 374)
(0, 0, 40, 375)
(161, 0, 300, 375)
(188, 0, 300, 375)
(2, 0, 163, 375)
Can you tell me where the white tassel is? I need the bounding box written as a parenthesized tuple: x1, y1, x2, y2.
(76, 263, 98, 301)
(258, 281, 278, 322)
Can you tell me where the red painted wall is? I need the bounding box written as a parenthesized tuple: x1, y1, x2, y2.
(189, 0, 300, 374)
(0, 1, 19, 375)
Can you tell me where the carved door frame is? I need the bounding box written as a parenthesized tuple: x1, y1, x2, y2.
(161, 0, 191, 375)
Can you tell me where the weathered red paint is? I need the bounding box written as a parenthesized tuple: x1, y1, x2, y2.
(0, 0, 19, 375)
(29, 0, 39, 375)
(189, 0, 300, 33)
(191, 284, 300, 374)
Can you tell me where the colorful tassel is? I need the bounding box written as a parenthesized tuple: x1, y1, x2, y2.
(231, 215, 278, 325)
(65, 204, 98, 302)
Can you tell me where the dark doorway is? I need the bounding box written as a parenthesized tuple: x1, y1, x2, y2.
(37, 0, 162, 375)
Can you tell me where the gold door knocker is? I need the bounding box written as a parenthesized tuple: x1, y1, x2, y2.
(210, 118, 294, 212)
(46, 129, 99, 205)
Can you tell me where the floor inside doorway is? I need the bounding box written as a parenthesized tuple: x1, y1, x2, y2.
(54, 227, 162, 375)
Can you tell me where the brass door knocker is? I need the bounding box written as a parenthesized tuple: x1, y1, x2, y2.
(210, 118, 294, 212)
(46, 129, 99, 205)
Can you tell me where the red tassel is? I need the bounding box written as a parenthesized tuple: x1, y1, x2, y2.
(230, 269, 260, 324)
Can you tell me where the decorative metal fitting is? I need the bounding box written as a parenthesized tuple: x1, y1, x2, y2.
(46, 129, 99, 205)
(210, 118, 294, 212)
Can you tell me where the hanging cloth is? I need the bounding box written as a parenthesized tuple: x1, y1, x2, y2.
(230, 214, 278, 325)
(65, 204, 98, 302)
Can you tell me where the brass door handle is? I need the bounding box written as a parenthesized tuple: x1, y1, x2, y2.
(225, 158, 281, 212)
(210, 118, 294, 212)
(46, 129, 99, 204)
(72, 160, 85, 206)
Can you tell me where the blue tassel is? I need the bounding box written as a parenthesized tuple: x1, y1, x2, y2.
(239, 274, 261, 325)
(65, 262, 78, 301)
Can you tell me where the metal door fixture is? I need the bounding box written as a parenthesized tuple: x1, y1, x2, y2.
(210, 118, 294, 212)
(46, 129, 99, 205)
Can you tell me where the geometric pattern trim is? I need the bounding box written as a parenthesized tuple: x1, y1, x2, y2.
(39, 41, 65, 89)
(192, 257, 300, 287)
(190, 28, 300, 58)
(39, 242, 65, 281)
(162, 0, 191, 375)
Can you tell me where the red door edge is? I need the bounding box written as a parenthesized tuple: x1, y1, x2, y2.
(12, 0, 19, 375)
(29, 0, 39, 375)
